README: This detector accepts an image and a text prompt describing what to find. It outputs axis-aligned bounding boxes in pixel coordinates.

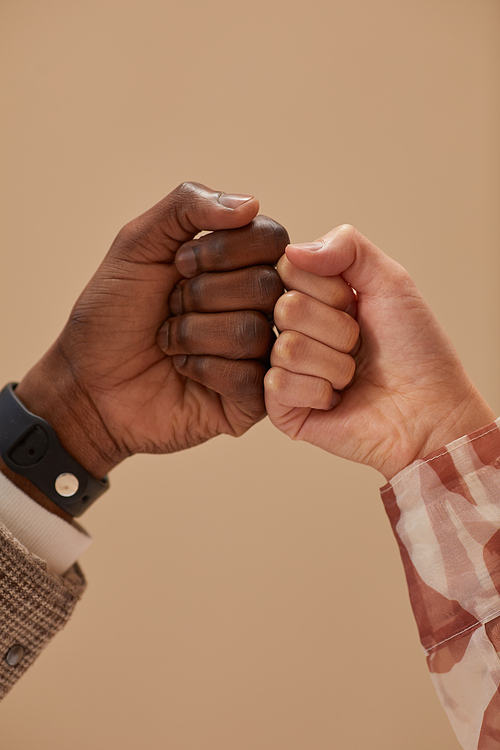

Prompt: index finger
[277,254,355,310]
[175,215,289,277]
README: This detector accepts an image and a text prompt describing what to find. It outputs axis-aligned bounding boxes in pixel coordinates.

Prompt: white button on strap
[55,473,79,497]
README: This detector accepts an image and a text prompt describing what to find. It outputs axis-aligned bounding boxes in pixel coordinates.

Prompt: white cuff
[0,471,92,576]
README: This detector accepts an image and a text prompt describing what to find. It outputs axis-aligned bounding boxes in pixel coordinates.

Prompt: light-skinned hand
[265,224,495,480]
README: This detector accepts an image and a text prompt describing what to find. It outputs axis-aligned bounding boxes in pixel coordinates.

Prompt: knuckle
[255,266,284,307]
[195,234,225,270]
[333,224,359,256]
[274,290,304,329]
[169,182,206,231]
[253,215,290,250]
[233,311,270,354]
[336,223,357,241]
[264,366,284,393]
[276,253,291,278]
[173,181,199,201]
[234,362,265,396]
[276,254,298,290]
[274,330,303,364]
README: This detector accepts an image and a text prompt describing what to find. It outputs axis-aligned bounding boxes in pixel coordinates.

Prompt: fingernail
[157,322,169,351]
[287,241,323,251]
[175,246,197,277]
[218,193,253,209]
[345,301,358,318]
[169,286,182,315]
[330,392,341,409]
[173,354,187,368]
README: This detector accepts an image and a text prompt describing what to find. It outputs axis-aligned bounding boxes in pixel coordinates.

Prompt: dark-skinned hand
[15,182,287,488]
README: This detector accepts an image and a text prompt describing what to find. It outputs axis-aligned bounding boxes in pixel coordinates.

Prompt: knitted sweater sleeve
[0,521,86,699]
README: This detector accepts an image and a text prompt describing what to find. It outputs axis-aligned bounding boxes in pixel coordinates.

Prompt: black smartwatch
[0,383,109,516]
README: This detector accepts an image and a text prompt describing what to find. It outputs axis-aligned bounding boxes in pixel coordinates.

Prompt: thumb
[161,181,260,235]
[112,181,260,264]
[285,224,408,296]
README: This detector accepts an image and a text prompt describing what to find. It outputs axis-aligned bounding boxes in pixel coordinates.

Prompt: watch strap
[0,383,109,516]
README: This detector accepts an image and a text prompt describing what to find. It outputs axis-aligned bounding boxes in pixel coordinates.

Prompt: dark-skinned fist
[15,182,288,481]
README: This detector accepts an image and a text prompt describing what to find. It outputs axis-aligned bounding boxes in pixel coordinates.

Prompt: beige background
[1,1,499,748]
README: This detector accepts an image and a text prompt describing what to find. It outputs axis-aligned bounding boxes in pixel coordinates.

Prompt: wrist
[15,342,121,481]
[0,373,111,517]
[415,391,496,464]
[387,386,496,481]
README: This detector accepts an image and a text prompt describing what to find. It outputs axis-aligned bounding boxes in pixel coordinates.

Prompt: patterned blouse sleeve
[380,418,500,749]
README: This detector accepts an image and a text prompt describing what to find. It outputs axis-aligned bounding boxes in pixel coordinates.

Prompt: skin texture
[265,224,496,481]
[13,183,288,498]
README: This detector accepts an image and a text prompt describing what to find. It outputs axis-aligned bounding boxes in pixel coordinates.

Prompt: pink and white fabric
[381,418,500,749]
